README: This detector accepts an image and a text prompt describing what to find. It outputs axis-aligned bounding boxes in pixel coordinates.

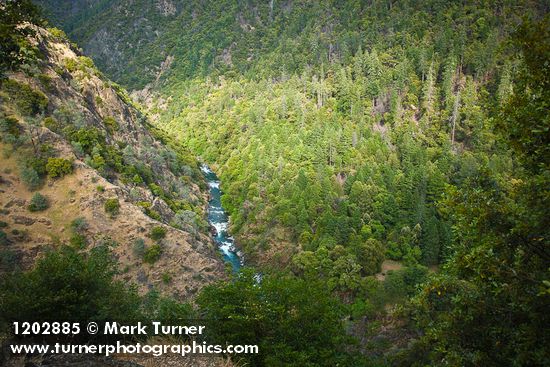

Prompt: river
[200,164,242,272]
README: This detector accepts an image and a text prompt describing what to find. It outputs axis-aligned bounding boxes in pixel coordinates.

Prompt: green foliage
[143,244,161,263]
[0,246,142,331]
[0,0,42,74]
[46,157,73,178]
[146,209,161,221]
[0,244,201,344]
[17,149,54,191]
[65,127,104,153]
[149,226,166,241]
[69,233,87,249]
[155,51,459,271]
[103,116,119,132]
[411,17,550,366]
[0,249,18,271]
[137,201,161,220]
[292,245,380,296]
[143,290,195,326]
[43,116,61,132]
[0,230,8,246]
[499,16,550,173]
[353,238,385,275]
[384,265,428,302]
[197,269,358,366]
[148,183,162,197]
[132,238,146,258]
[37,73,52,90]
[70,217,88,233]
[2,80,48,116]
[171,210,197,232]
[104,198,120,216]
[64,56,98,77]
[28,192,49,212]
[47,27,68,41]
[22,155,48,176]
[20,166,42,190]
[0,115,21,140]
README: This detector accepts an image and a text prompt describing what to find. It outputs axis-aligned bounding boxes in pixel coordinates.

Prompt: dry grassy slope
[0,27,225,299]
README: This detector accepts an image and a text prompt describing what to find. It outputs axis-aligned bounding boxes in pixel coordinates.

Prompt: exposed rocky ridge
[0,26,225,298]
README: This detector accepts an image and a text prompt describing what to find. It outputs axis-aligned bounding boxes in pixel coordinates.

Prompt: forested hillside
[13,0,550,365]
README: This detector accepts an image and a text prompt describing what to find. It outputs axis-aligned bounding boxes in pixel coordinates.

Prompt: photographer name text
[104,322,205,336]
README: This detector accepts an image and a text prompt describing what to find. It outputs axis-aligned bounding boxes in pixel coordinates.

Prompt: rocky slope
[0,25,225,298]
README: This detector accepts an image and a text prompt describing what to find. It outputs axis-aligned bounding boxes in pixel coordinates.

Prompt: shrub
[79,56,95,69]
[146,209,161,220]
[137,202,161,220]
[66,127,104,153]
[53,66,64,75]
[171,210,197,231]
[64,56,96,77]
[0,115,20,138]
[43,116,61,133]
[89,149,106,172]
[3,80,48,116]
[149,226,166,241]
[103,116,119,132]
[23,156,48,176]
[37,73,52,90]
[0,231,8,246]
[162,273,172,284]
[0,221,7,228]
[71,141,85,157]
[0,246,143,328]
[96,185,105,192]
[39,144,55,157]
[97,237,118,248]
[149,183,164,197]
[69,234,87,249]
[46,158,73,178]
[28,192,49,212]
[131,174,143,185]
[143,244,162,264]
[0,249,17,271]
[132,238,146,258]
[47,27,68,41]
[70,217,88,233]
[64,58,78,73]
[104,198,120,216]
[137,201,152,210]
[20,166,42,190]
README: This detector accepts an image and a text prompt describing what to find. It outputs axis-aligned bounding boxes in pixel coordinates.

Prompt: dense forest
[1,0,549,366]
